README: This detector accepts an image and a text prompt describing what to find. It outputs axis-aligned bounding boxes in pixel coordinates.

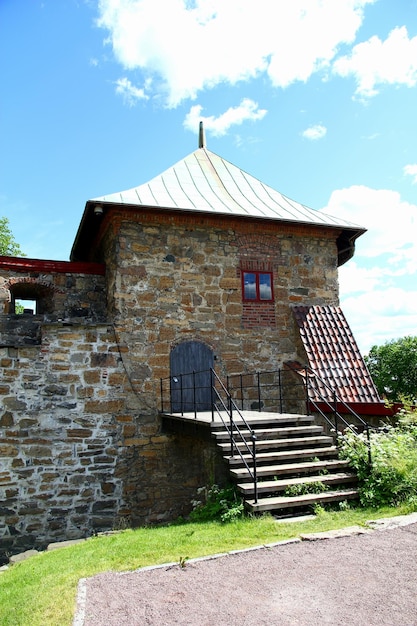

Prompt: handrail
[160,367,258,503]
[285,362,372,468]
[160,362,373,494]
[210,370,258,503]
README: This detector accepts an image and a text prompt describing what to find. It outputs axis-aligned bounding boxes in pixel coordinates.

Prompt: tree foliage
[0,216,26,256]
[365,336,417,401]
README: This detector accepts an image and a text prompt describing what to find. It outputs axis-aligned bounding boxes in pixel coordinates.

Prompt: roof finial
[198,120,206,149]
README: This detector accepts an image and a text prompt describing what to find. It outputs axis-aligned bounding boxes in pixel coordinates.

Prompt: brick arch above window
[235,233,278,254]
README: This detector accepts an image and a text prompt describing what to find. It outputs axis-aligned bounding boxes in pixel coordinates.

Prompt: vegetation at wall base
[340,402,417,508]
[189,484,245,522]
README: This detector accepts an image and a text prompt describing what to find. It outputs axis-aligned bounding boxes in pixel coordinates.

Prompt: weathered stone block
[66,428,93,439]
[0,445,18,457]
[85,400,124,414]
[90,352,117,368]
[83,370,100,384]
[3,397,27,411]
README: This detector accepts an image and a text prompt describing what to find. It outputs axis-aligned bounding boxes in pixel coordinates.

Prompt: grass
[1,502,416,626]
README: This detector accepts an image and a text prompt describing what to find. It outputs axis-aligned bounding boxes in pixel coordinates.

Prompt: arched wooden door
[170,341,214,413]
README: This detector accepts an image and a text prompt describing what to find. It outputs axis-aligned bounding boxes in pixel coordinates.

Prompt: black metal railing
[160,368,258,502]
[210,369,258,503]
[226,368,306,415]
[285,362,372,468]
[160,362,372,476]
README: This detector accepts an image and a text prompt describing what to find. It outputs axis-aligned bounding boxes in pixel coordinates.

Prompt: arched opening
[8,282,54,315]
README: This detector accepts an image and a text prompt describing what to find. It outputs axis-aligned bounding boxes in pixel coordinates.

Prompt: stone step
[212,425,324,441]
[246,489,359,513]
[218,435,333,453]
[230,458,351,481]
[237,472,357,496]
[226,446,338,467]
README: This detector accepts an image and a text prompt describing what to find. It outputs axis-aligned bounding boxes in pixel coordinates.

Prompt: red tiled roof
[292,305,381,404]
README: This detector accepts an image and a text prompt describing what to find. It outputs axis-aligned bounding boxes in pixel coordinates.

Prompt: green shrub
[189,484,244,522]
[283,481,328,498]
[340,406,417,507]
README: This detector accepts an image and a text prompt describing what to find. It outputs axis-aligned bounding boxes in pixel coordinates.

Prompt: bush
[189,484,244,522]
[283,481,328,498]
[340,406,417,508]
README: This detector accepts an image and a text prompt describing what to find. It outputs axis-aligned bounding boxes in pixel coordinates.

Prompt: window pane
[259,273,272,300]
[243,272,257,299]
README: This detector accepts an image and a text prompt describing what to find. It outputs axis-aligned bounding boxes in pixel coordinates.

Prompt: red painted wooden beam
[0,256,105,275]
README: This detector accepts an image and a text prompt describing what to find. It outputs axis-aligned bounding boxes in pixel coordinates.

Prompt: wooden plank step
[212,425,324,441]
[227,446,338,467]
[237,472,357,495]
[246,489,359,513]
[230,459,351,480]
[218,436,333,453]
[210,413,315,430]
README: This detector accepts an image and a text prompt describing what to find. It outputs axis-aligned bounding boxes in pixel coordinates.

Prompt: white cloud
[114,77,149,105]
[321,185,417,352]
[302,124,327,140]
[183,99,267,137]
[337,261,385,297]
[97,0,373,107]
[322,185,417,260]
[404,164,417,184]
[333,26,417,99]
[341,288,417,353]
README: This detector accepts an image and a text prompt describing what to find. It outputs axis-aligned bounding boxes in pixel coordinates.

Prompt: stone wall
[0,211,343,560]
[0,261,107,346]
[0,321,225,561]
[102,210,339,388]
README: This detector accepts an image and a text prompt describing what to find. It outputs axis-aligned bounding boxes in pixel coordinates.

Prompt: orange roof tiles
[293,305,381,404]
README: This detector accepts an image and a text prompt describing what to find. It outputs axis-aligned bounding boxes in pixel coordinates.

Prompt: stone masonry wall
[0,211,343,560]
[102,210,339,391]
[0,321,224,561]
[0,264,107,347]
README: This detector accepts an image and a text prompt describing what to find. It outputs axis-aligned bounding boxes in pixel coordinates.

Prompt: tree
[0,216,26,256]
[365,336,417,402]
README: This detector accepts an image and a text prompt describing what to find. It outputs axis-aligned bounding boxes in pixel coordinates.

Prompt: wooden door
[170,341,214,412]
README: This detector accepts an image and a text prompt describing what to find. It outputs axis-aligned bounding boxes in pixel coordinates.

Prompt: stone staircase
[211,412,358,516]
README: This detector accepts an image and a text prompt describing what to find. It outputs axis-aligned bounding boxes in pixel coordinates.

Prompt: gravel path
[74,516,417,626]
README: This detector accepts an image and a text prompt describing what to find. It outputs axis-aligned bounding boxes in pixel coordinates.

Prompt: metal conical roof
[91,147,363,231]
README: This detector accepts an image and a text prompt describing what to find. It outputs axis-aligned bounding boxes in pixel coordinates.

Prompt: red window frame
[242,271,274,302]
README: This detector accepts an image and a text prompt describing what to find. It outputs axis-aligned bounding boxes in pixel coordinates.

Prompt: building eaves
[71,147,366,262]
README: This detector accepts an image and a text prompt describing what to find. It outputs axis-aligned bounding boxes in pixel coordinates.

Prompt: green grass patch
[1,503,416,626]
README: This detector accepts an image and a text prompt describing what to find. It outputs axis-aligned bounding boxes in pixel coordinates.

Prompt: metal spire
[198,121,206,148]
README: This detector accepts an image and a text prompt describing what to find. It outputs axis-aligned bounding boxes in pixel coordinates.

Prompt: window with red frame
[242,271,274,302]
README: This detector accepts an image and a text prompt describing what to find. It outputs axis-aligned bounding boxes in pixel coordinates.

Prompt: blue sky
[1,0,416,354]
